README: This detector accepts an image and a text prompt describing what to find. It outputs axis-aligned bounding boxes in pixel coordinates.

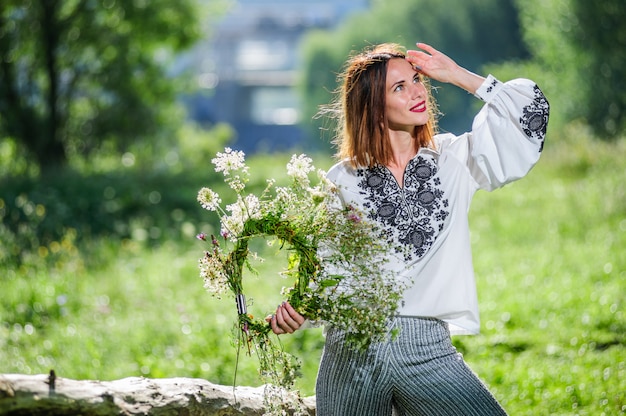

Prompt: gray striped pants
[315,317,508,415]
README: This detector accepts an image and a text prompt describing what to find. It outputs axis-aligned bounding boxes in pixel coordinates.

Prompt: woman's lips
[410,101,427,113]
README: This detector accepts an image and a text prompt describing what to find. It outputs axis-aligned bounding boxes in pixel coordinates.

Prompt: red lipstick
[410,101,427,113]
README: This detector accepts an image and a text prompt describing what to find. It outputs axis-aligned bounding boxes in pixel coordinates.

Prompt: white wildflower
[199,253,229,296]
[212,147,248,176]
[308,187,327,204]
[220,194,264,240]
[220,216,242,241]
[226,175,246,192]
[317,170,334,189]
[221,210,244,240]
[286,154,314,183]
[243,194,262,220]
[197,187,222,211]
[275,186,293,205]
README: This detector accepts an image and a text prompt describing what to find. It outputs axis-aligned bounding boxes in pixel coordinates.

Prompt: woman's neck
[386,130,418,187]
[387,130,417,170]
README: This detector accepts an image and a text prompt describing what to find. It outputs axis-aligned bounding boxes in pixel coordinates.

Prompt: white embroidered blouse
[325,75,549,335]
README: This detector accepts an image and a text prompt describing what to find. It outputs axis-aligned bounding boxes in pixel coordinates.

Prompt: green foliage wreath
[197,149,407,413]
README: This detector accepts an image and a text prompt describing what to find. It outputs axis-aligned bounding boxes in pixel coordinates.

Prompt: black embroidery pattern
[520,85,549,152]
[357,155,449,261]
[486,78,498,93]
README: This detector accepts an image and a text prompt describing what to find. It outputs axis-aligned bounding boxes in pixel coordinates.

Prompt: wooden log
[0,372,316,415]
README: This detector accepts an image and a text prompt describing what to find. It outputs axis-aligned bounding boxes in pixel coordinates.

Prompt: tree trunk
[38,0,68,173]
[0,373,316,415]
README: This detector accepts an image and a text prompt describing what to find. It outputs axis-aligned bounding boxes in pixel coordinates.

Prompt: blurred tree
[297,30,349,148]
[489,0,625,139]
[0,0,204,175]
[487,0,586,133]
[298,0,529,148]
[570,0,625,138]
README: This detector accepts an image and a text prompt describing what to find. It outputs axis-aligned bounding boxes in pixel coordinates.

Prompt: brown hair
[323,43,438,168]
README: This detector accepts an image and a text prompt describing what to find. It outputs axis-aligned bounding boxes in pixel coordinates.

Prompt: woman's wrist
[450,67,485,95]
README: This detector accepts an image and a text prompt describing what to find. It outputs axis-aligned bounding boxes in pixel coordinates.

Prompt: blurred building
[183,0,369,154]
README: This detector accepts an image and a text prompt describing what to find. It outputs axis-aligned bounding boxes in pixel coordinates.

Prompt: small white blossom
[308,188,327,204]
[286,154,314,183]
[317,170,334,189]
[226,175,246,192]
[243,194,262,220]
[221,212,244,240]
[197,187,222,211]
[199,253,229,296]
[212,147,248,176]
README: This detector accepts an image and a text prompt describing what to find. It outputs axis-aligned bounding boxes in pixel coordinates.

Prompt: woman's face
[384,58,429,133]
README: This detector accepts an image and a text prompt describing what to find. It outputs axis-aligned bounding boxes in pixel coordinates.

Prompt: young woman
[268,42,549,415]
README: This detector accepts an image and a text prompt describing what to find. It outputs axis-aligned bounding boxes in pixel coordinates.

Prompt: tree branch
[0,373,316,415]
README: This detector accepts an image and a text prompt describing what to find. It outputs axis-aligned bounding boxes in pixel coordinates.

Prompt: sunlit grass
[1,128,624,413]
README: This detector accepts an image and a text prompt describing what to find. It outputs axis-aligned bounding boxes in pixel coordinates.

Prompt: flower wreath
[197,148,407,413]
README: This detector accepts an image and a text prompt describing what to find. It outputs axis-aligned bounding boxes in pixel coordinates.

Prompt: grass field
[1,127,624,415]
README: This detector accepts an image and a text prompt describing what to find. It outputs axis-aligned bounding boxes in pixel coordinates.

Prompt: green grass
[0,236,325,391]
[1,128,624,415]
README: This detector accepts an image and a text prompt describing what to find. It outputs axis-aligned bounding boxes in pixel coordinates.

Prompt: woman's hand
[406,43,484,94]
[267,302,306,334]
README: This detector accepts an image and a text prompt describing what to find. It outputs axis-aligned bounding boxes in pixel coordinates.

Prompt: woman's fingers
[267,302,305,334]
[406,43,460,84]
[282,302,306,326]
[266,313,282,334]
[415,42,437,55]
[276,302,304,333]
[406,43,436,68]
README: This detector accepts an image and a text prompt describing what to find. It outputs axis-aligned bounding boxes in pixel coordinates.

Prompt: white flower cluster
[286,154,314,184]
[199,249,229,296]
[213,147,249,193]
[197,188,221,212]
[212,147,247,175]
[262,384,306,416]
[199,151,333,243]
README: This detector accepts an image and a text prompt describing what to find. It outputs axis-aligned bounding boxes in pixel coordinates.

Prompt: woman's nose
[411,84,423,99]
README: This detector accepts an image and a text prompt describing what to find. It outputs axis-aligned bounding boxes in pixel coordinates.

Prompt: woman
[268,42,549,415]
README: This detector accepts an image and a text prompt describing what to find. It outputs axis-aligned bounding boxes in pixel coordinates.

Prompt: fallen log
[0,371,316,415]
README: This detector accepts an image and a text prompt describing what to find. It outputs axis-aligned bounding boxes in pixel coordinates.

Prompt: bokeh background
[1,1,624,414]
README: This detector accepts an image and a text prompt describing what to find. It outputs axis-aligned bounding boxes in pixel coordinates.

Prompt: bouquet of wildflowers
[197,148,407,414]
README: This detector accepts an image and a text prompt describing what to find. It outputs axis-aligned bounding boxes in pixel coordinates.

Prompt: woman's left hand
[406,43,484,94]
[406,43,460,83]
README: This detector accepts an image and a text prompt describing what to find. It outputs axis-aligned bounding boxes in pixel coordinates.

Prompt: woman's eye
[394,85,403,92]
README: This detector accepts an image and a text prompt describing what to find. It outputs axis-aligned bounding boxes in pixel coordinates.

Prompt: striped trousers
[315,317,507,416]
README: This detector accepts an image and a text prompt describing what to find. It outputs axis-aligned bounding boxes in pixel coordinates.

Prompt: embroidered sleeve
[467,76,550,191]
